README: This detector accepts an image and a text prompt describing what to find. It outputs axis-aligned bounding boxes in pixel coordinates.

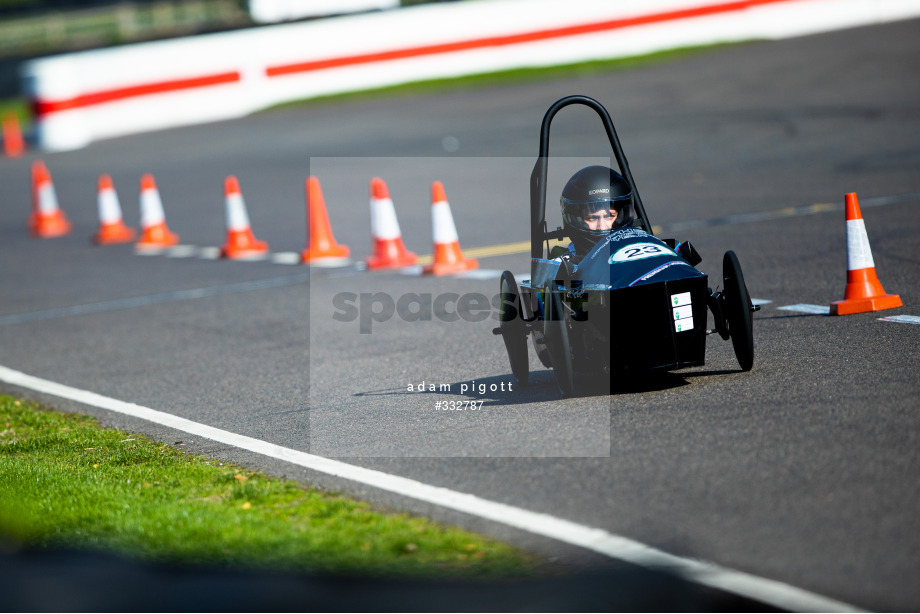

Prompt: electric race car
[493,95,758,397]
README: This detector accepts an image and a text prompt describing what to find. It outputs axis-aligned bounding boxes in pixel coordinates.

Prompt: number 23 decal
[609,242,669,263]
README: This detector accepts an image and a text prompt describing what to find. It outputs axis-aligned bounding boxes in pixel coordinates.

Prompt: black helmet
[561,166,634,252]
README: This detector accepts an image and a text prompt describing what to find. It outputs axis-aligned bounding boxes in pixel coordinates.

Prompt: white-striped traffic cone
[422,181,478,275]
[136,173,179,250]
[301,176,350,264]
[829,192,901,315]
[93,174,135,244]
[365,177,417,270]
[28,160,71,238]
[220,175,268,259]
[3,111,24,158]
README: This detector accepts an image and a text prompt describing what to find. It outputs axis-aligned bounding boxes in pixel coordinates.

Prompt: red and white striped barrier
[23,0,920,151]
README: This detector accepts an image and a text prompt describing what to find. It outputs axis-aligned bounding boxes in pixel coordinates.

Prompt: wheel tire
[544,285,575,397]
[722,251,754,371]
[499,271,529,385]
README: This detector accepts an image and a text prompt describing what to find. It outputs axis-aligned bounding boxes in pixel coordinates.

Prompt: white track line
[0,364,861,613]
[271,252,305,265]
[165,245,200,258]
[879,315,920,325]
[779,305,918,322]
[778,304,831,315]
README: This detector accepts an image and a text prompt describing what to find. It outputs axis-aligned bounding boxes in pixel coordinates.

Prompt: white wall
[248,0,400,23]
[23,0,920,151]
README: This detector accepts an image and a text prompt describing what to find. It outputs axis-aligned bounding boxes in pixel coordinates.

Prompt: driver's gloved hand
[549,245,569,259]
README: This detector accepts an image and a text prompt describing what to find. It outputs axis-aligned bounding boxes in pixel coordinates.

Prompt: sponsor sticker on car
[671,292,693,332]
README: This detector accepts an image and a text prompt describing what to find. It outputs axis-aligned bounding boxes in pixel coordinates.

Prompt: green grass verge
[0,395,535,577]
[262,41,751,111]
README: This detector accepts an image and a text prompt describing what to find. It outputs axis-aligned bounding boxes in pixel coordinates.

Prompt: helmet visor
[562,195,632,234]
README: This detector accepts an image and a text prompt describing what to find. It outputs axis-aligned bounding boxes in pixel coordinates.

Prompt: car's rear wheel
[499,271,529,385]
[544,285,575,397]
[722,251,754,371]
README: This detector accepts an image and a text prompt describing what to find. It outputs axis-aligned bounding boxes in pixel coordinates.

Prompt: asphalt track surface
[2,18,919,612]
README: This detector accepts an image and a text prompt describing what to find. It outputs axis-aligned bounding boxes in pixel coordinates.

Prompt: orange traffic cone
[136,173,179,250]
[2,111,24,157]
[422,181,478,276]
[365,177,417,270]
[301,176,350,264]
[93,174,136,244]
[28,160,71,238]
[829,193,902,316]
[220,175,268,259]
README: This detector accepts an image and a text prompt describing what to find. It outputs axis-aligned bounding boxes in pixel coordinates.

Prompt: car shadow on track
[445,370,697,403]
[681,368,743,379]
[568,368,746,398]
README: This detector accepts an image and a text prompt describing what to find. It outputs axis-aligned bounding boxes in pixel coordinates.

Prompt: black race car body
[494,95,756,396]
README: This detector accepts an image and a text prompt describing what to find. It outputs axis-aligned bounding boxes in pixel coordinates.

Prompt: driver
[558,165,635,259]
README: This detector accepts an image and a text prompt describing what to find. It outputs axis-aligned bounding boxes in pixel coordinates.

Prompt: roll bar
[529,95,652,260]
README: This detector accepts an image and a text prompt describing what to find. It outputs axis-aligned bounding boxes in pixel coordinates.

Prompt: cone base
[222,242,269,260]
[301,244,350,263]
[830,294,902,316]
[423,258,479,276]
[365,239,418,270]
[364,254,418,271]
[3,113,24,157]
[4,142,24,158]
[136,225,179,251]
[29,214,71,238]
[302,255,351,267]
[221,229,268,259]
[366,254,418,270]
[94,223,136,245]
[222,247,270,260]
